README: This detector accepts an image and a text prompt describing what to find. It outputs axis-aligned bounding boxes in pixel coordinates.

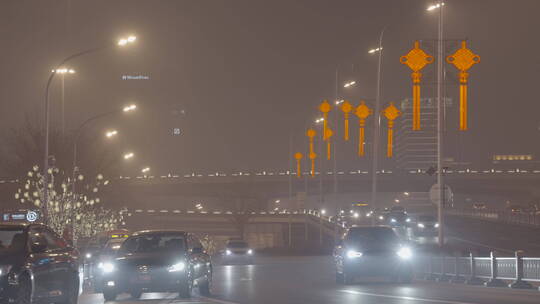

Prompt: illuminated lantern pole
[400,41,434,130]
[294,152,303,178]
[318,100,332,140]
[340,100,353,141]
[446,41,480,131]
[382,102,402,158]
[309,152,317,177]
[306,128,316,155]
[324,128,333,160]
[354,101,372,157]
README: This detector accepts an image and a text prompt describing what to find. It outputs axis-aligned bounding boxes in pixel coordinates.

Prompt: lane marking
[339,290,478,304]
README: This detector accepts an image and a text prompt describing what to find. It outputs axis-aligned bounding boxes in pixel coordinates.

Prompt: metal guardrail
[417,251,540,289]
[448,208,540,227]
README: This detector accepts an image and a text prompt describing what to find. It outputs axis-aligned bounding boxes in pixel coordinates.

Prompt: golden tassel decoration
[447,41,480,131]
[324,128,333,160]
[319,100,331,140]
[354,101,372,157]
[309,152,316,177]
[294,152,303,178]
[340,100,353,141]
[306,129,316,155]
[400,41,433,131]
[382,102,402,158]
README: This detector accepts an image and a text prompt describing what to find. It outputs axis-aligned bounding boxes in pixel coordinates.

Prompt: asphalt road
[79,256,539,304]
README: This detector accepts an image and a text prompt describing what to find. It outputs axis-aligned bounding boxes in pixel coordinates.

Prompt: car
[334,226,413,284]
[222,239,254,264]
[386,211,410,227]
[0,222,81,304]
[100,230,212,301]
[413,215,439,236]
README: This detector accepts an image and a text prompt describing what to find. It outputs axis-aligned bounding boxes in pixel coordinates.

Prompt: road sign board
[429,183,453,205]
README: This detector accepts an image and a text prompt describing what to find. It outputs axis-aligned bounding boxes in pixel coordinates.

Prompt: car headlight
[85,253,92,259]
[346,250,363,259]
[417,223,425,228]
[397,247,412,259]
[0,265,12,277]
[102,262,115,273]
[168,262,186,272]
[390,218,396,223]
[378,216,384,220]
[226,249,232,255]
[247,249,253,255]
[406,218,411,222]
[434,223,440,228]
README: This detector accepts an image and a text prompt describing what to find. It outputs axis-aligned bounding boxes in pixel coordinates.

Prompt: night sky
[0,0,539,176]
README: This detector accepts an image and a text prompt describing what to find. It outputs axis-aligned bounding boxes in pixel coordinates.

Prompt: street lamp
[51,67,76,137]
[343,81,356,88]
[368,47,383,54]
[123,152,134,160]
[141,167,150,174]
[123,104,137,112]
[105,130,118,138]
[72,104,137,193]
[427,2,444,11]
[43,34,138,221]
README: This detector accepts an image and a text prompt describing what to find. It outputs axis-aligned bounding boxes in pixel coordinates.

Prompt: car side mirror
[31,241,47,253]
[191,246,204,254]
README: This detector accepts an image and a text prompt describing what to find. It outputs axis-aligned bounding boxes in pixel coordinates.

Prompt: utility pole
[437,0,445,247]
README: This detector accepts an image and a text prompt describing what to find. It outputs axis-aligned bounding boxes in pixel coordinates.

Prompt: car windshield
[346,227,399,247]
[0,228,25,253]
[227,241,248,248]
[101,241,124,255]
[418,215,436,222]
[120,234,186,254]
[389,212,407,220]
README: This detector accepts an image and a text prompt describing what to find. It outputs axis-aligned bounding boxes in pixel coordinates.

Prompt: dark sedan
[0,223,81,304]
[334,226,413,284]
[100,230,212,301]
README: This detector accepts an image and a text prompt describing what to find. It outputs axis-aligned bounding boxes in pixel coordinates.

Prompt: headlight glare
[406,218,411,222]
[434,223,440,228]
[346,250,363,259]
[102,262,115,273]
[247,249,253,255]
[85,253,92,259]
[417,223,425,228]
[397,247,412,259]
[168,262,186,272]
[390,218,396,223]
[226,249,232,255]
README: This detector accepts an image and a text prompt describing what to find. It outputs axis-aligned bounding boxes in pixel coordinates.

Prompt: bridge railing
[447,208,540,227]
[417,251,540,289]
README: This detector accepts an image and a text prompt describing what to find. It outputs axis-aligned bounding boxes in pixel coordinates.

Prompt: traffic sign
[429,184,453,206]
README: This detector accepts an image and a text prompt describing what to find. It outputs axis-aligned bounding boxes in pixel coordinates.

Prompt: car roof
[131,230,187,237]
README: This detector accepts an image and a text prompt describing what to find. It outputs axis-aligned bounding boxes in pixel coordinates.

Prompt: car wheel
[15,275,32,304]
[103,290,117,302]
[130,289,143,299]
[198,270,212,296]
[59,273,79,304]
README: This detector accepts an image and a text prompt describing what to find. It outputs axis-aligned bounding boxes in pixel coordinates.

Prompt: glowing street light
[404,192,410,196]
[141,167,150,174]
[118,35,137,46]
[321,209,326,215]
[123,104,137,112]
[368,47,383,54]
[335,99,344,105]
[105,130,118,138]
[52,67,76,74]
[123,152,134,160]
[315,117,324,124]
[343,81,356,88]
[395,199,400,203]
[427,2,444,11]
[353,212,359,218]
